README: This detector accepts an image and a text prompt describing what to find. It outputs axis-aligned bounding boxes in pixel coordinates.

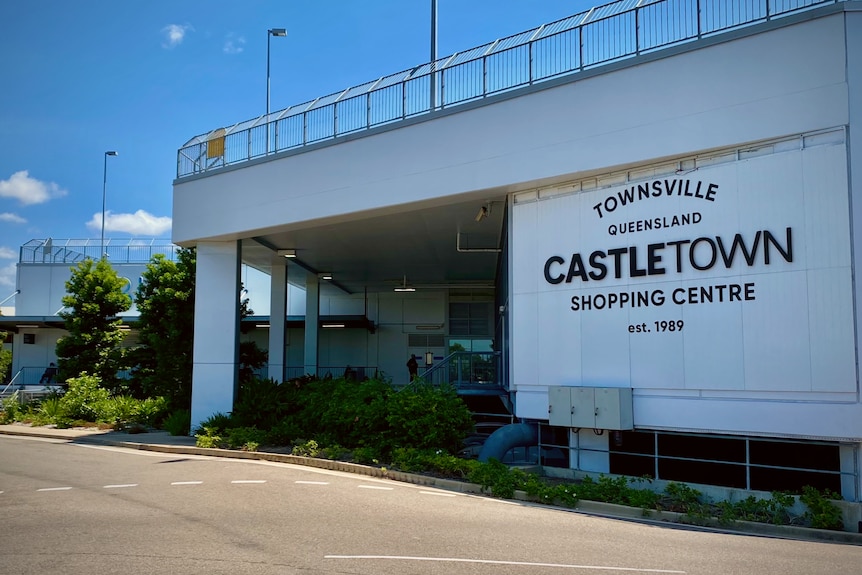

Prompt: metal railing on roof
[176,0,845,178]
[19,239,178,265]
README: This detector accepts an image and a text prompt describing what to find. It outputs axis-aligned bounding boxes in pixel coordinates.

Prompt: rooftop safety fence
[177,0,846,178]
[19,239,178,265]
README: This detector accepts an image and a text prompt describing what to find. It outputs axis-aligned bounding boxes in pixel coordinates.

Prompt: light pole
[266,28,287,119]
[101,150,118,259]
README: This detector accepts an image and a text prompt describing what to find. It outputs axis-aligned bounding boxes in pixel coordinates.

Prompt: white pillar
[190,241,241,433]
[268,262,287,382]
[304,273,319,376]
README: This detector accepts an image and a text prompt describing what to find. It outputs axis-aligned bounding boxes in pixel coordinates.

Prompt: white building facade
[172,1,862,510]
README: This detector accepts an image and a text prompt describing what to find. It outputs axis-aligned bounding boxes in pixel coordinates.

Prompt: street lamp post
[266,28,287,119]
[101,150,118,259]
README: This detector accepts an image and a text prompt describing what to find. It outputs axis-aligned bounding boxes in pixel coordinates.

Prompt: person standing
[406,354,419,381]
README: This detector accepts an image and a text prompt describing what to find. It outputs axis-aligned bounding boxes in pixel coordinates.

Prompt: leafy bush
[59,374,110,422]
[391,447,478,477]
[136,396,169,427]
[351,446,381,464]
[715,492,795,526]
[0,392,20,424]
[195,412,234,435]
[195,426,223,448]
[223,426,268,451]
[291,439,320,457]
[162,409,191,436]
[386,382,473,454]
[290,378,392,450]
[800,486,844,530]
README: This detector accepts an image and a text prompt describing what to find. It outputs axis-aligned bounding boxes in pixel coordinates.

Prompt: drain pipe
[478,422,538,462]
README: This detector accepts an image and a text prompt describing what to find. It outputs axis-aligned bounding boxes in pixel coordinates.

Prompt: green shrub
[232,377,293,430]
[36,397,64,425]
[800,486,844,530]
[467,458,525,498]
[162,409,191,436]
[98,395,139,426]
[291,439,320,457]
[0,392,20,424]
[320,444,350,460]
[294,378,392,450]
[661,482,710,520]
[59,374,110,422]
[265,419,302,446]
[136,396,169,426]
[351,446,381,464]
[195,412,233,434]
[195,426,224,448]
[386,382,473,453]
[716,492,795,526]
[223,426,268,451]
[390,447,479,477]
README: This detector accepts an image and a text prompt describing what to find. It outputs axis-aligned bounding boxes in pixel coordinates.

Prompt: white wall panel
[807,267,857,393]
[511,292,539,387]
[512,140,857,438]
[740,270,811,391]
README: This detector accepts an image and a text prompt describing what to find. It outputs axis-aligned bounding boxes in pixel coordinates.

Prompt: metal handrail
[411,350,501,392]
[0,369,22,397]
[176,0,846,178]
[19,239,178,265]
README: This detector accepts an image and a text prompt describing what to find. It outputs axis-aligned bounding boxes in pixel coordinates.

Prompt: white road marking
[357,485,394,490]
[419,490,456,497]
[37,487,73,492]
[231,480,266,484]
[481,497,520,505]
[103,484,138,489]
[295,480,329,485]
[171,481,203,485]
[323,555,686,573]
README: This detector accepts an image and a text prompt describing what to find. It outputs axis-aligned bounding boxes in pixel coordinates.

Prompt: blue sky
[0,0,596,293]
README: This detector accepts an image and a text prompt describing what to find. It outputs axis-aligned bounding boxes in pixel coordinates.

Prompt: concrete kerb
[2,425,861,545]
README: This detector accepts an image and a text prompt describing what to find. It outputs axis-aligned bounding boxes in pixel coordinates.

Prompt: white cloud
[162,24,193,49]
[0,212,26,224]
[0,247,15,259]
[223,33,246,54]
[0,171,67,205]
[87,210,172,236]
[0,262,15,289]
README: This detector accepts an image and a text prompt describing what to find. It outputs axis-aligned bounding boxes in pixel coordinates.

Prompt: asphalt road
[1,435,860,575]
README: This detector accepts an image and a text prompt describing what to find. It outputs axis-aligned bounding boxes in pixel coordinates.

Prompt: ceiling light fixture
[322,323,345,328]
[277,249,297,258]
[319,273,333,281]
[394,275,416,292]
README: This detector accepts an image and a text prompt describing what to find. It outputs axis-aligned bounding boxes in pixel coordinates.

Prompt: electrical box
[548,386,633,430]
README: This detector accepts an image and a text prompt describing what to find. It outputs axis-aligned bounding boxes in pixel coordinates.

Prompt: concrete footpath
[2,423,861,546]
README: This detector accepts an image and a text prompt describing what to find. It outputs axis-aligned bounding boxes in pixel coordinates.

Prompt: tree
[239,284,268,384]
[55,258,131,390]
[132,248,196,409]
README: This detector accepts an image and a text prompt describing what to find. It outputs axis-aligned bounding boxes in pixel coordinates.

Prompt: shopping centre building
[8,0,862,511]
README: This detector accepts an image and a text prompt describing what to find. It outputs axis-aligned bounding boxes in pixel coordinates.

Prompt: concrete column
[190,241,240,432]
[303,273,319,376]
[268,262,287,382]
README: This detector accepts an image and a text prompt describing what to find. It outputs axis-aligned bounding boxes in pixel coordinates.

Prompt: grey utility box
[548,386,634,430]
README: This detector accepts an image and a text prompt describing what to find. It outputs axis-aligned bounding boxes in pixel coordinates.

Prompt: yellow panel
[207,128,226,158]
